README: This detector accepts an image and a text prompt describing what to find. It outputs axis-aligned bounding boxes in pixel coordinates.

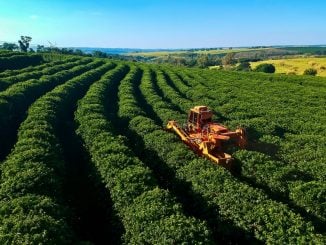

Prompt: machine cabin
[167,105,247,168]
[188,106,213,132]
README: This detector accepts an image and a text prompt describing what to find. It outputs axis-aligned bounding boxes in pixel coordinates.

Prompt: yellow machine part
[167,121,233,169]
[166,121,188,142]
[199,141,232,168]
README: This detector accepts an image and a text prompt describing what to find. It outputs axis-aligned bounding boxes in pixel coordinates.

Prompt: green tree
[1,42,19,51]
[197,55,210,68]
[18,36,32,52]
[74,49,84,56]
[36,45,45,52]
[303,68,317,76]
[93,50,108,58]
[222,52,236,66]
[254,63,275,73]
[236,61,251,71]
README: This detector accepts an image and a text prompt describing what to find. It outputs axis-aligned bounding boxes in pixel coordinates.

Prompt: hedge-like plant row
[153,66,326,227]
[170,67,326,225]
[164,67,216,106]
[0,57,79,79]
[0,51,25,58]
[0,59,105,160]
[136,68,184,123]
[0,54,44,72]
[75,64,213,244]
[155,69,193,112]
[155,67,216,116]
[199,69,326,134]
[161,68,193,96]
[234,150,326,224]
[0,61,115,243]
[0,57,92,91]
[154,67,222,122]
[122,66,325,243]
[0,55,324,243]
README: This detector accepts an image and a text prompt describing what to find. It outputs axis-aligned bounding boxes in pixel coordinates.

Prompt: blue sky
[0,0,325,48]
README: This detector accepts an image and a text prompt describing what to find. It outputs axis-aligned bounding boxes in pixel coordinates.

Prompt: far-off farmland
[251,57,326,76]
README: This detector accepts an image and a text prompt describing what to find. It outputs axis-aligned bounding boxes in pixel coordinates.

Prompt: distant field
[128,47,270,57]
[251,57,326,76]
[278,46,326,54]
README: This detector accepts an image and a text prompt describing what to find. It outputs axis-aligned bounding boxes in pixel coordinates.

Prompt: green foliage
[303,68,317,76]
[222,52,236,66]
[123,188,211,244]
[197,55,210,68]
[254,63,276,73]
[0,59,104,160]
[290,182,326,219]
[0,195,72,244]
[0,54,43,72]
[236,61,251,71]
[75,64,213,243]
[0,57,78,79]
[0,42,19,51]
[280,46,326,55]
[0,60,114,243]
[0,54,325,243]
[92,50,108,58]
[18,36,32,52]
[121,64,325,243]
[0,57,87,91]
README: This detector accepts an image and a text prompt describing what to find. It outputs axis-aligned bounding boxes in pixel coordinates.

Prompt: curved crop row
[136,68,184,122]
[161,68,192,95]
[200,69,326,135]
[129,66,325,243]
[0,51,25,58]
[75,64,213,244]
[151,67,219,116]
[181,68,326,225]
[180,69,226,106]
[0,62,114,244]
[0,54,43,72]
[234,149,326,225]
[0,57,92,91]
[0,59,105,160]
[158,68,190,99]
[118,66,229,242]
[0,57,79,79]
[155,68,193,111]
[161,67,213,105]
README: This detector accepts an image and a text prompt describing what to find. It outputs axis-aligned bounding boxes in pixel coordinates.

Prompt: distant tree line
[0,42,19,51]
[1,37,323,74]
[135,51,266,68]
[1,36,34,52]
[0,36,138,61]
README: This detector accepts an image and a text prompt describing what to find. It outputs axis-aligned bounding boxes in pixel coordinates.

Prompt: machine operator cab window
[188,106,213,132]
[188,111,200,132]
[201,117,212,125]
[188,111,197,129]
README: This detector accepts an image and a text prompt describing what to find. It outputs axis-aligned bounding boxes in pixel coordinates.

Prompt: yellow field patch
[251,57,326,77]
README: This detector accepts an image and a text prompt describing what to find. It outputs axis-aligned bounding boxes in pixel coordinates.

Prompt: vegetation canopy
[303,68,318,76]
[254,63,276,73]
[0,52,324,244]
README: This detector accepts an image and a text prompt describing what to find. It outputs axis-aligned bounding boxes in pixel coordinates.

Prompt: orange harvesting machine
[167,106,247,169]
